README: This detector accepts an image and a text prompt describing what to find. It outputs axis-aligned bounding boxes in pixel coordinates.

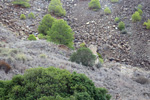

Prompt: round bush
[28,12,35,19]
[118,21,125,31]
[0,67,111,100]
[28,34,37,40]
[48,19,74,49]
[48,0,66,17]
[70,47,96,67]
[88,0,101,11]
[104,7,111,14]
[38,14,55,35]
[143,19,150,29]
[114,17,120,23]
[20,14,26,20]
[132,11,141,22]
[137,9,143,15]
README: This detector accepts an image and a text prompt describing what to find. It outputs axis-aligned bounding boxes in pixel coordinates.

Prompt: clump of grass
[104,7,111,14]
[143,19,150,29]
[39,54,47,58]
[88,0,101,11]
[137,4,142,9]
[28,12,35,19]
[114,17,120,23]
[118,21,125,31]
[28,34,37,40]
[132,11,141,22]
[20,14,26,20]
[137,8,143,15]
[37,34,47,39]
[80,42,86,48]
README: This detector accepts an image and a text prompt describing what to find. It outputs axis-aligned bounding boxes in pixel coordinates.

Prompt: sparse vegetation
[0,67,111,100]
[16,54,26,62]
[39,54,47,58]
[110,0,119,3]
[80,42,86,48]
[137,8,143,15]
[28,34,37,40]
[97,53,104,64]
[118,21,125,31]
[48,0,66,16]
[137,4,142,9]
[104,7,111,14]
[143,19,150,29]
[38,14,55,35]
[70,47,96,67]
[20,14,26,20]
[48,19,74,49]
[28,12,35,19]
[132,11,141,22]
[115,17,120,23]
[12,0,30,8]
[88,0,101,11]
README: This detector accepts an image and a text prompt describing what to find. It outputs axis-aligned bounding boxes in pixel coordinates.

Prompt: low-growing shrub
[104,7,111,14]
[28,12,35,19]
[114,17,120,23]
[38,14,55,35]
[20,14,26,20]
[70,47,96,67]
[132,11,141,22]
[28,34,37,40]
[0,67,111,100]
[110,0,119,3]
[12,0,30,8]
[80,42,86,48]
[143,19,150,29]
[37,34,47,39]
[118,21,125,31]
[137,4,142,9]
[48,19,74,49]
[137,8,143,15]
[88,0,101,11]
[48,0,66,16]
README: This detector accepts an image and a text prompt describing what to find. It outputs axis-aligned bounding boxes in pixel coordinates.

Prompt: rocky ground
[0,0,150,100]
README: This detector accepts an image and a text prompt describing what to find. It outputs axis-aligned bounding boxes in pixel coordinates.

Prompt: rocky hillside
[0,0,150,100]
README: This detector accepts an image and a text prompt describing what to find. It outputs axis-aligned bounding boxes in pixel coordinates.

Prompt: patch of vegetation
[80,42,86,48]
[16,53,26,62]
[110,0,119,3]
[48,0,66,17]
[28,34,37,40]
[118,21,125,31]
[88,0,101,11]
[97,53,104,64]
[47,19,74,49]
[38,14,55,35]
[132,11,141,22]
[12,0,30,8]
[137,8,143,15]
[28,12,35,19]
[137,4,142,9]
[70,47,96,67]
[39,54,47,58]
[0,67,111,100]
[20,14,26,20]
[104,7,111,14]
[143,19,150,29]
[114,17,120,23]
[37,34,47,39]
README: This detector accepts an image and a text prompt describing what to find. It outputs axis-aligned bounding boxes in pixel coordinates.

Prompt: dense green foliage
[38,14,55,35]
[88,0,101,11]
[143,19,150,29]
[20,14,26,20]
[118,21,125,31]
[104,7,111,14]
[12,0,30,8]
[0,67,111,100]
[70,47,96,67]
[28,12,35,19]
[114,17,120,23]
[48,19,74,49]
[48,0,66,16]
[132,11,141,22]
[110,0,119,3]
[28,34,37,40]
[137,9,143,15]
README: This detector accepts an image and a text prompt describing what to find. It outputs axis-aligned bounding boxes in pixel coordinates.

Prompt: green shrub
[137,4,142,9]
[97,53,104,63]
[88,0,101,11]
[115,17,120,23]
[0,67,111,100]
[104,7,111,14]
[20,14,26,20]
[48,19,74,49]
[38,14,55,35]
[80,42,86,48]
[48,0,66,17]
[37,34,47,39]
[28,34,37,40]
[132,11,141,22]
[12,0,30,8]
[137,8,143,15]
[110,0,119,3]
[28,12,35,19]
[118,21,125,31]
[70,47,96,67]
[143,19,150,29]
